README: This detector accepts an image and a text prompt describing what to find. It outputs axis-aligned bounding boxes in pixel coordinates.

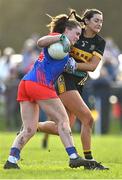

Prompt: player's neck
[83,29,96,38]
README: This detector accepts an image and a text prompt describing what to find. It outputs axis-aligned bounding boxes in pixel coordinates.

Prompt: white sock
[8,155,18,164]
[85,158,95,161]
[69,153,78,159]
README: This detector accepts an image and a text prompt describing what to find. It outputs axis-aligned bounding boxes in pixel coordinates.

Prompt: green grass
[0,132,122,179]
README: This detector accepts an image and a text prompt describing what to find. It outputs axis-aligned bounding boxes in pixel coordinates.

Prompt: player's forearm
[37,35,61,48]
[76,62,97,72]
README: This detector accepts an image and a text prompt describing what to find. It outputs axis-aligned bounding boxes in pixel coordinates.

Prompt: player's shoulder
[95,34,106,45]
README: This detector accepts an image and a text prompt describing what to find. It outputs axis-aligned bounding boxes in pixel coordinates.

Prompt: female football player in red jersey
[3,14,93,169]
[38,9,109,170]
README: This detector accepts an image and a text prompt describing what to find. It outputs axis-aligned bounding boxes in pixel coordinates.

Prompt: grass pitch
[0,132,122,179]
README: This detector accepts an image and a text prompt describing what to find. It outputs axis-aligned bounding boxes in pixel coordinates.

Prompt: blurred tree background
[0,0,122,52]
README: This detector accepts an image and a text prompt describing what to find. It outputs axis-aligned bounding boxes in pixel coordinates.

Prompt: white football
[48,42,68,60]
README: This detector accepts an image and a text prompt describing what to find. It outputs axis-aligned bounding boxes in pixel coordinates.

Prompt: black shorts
[55,72,88,95]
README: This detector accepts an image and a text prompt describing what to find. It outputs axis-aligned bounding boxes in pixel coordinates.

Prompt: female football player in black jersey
[38,8,109,170]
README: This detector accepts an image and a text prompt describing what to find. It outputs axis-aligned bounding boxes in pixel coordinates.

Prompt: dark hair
[68,8,103,25]
[46,14,81,33]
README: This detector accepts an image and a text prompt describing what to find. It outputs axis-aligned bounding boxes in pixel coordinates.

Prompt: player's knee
[23,127,36,138]
[82,113,94,128]
[88,117,94,128]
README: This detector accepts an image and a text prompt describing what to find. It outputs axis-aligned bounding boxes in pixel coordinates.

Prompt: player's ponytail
[68,9,85,28]
[68,10,84,22]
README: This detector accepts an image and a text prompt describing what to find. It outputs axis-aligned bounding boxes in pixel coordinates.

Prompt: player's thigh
[20,101,39,129]
[37,98,69,123]
[59,90,91,120]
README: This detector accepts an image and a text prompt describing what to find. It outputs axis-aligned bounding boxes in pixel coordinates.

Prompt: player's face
[65,26,81,45]
[86,14,103,33]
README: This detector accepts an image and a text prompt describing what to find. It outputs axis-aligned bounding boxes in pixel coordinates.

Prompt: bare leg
[3,101,39,169]
[37,90,92,150]
[4,98,95,169]
[12,101,39,149]
[38,121,58,135]
[39,112,76,149]
[37,98,74,148]
[38,109,76,134]
[59,90,93,151]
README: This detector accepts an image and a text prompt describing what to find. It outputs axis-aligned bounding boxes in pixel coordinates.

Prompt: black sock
[84,150,93,160]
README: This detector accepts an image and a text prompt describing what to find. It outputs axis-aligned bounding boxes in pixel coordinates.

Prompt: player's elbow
[37,38,45,48]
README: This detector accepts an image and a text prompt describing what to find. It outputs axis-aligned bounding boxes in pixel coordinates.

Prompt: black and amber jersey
[55,31,106,95]
[70,30,106,77]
